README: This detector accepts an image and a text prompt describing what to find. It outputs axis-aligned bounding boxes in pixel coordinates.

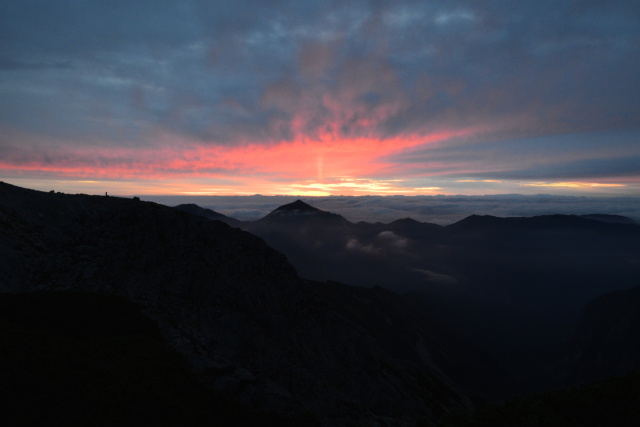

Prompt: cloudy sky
[1,0,639,196]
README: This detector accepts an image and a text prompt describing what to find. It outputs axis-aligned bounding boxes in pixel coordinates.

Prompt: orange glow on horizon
[521,181,626,189]
[4,126,635,196]
[0,127,476,195]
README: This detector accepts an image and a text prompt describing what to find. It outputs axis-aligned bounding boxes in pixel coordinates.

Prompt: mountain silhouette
[257,199,350,227]
[0,181,474,426]
[269,199,319,213]
[174,203,242,226]
[580,213,636,224]
[182,198,640,399]
[11,184,635,416]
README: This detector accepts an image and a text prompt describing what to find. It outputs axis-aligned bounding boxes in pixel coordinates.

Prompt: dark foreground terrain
[182,199,640,395]
[1,182,471,426]
[0,291,308,426]
[2,181,640,426]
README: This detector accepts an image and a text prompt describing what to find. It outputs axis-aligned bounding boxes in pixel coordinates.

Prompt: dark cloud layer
[1,1,639,193]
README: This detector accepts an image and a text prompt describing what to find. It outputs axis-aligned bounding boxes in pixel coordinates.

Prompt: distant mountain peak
[274,199,320,213]
[258,199,350,226]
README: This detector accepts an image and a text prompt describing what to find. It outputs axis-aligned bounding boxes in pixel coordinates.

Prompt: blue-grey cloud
[481,155,640,181]
[386,128,640,180]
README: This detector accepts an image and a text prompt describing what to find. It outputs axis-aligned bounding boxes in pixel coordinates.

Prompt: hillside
[188,198,640,398]
[0,181,471,426]
[0,291,305,426]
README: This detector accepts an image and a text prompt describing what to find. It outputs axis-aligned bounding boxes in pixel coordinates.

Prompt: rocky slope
[0,182,471,426]
[0,291,307,426]
[192,199,640,399]
[557,285,640,386]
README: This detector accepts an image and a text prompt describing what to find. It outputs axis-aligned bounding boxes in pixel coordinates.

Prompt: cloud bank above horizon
[1,1,639,196]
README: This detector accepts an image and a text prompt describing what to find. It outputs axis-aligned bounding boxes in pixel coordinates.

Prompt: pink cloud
[0,44,490,194]
[1,124,473,190]
[261,44,419,143]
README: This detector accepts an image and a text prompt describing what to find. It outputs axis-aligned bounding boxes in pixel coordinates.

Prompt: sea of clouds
[144,194,640,225]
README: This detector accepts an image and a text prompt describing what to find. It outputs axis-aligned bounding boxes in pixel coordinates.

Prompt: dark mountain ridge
[581,213,636,224]
[174,203,243,226]
[5,182,638,422]
[182,198,640,399]
[446,213,637,233]
[0,182,473,426]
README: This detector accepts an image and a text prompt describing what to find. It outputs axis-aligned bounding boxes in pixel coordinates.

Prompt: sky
[1,0,640,197]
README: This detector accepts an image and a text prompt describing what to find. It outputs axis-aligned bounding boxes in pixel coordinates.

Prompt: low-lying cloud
[376,231,409,249]
[145,194,640,225]
[413,269,459,286]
